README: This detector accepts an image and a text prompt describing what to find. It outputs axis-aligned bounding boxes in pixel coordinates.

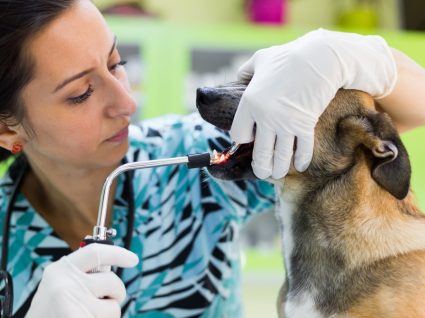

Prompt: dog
[196,82,425,317]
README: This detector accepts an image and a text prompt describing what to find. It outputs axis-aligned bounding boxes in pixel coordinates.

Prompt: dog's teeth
[210,149,230,165]
[211,150,222,164]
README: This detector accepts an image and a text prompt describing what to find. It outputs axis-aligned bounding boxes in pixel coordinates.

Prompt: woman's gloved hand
[230,28,397,179]
[26,243,139,318]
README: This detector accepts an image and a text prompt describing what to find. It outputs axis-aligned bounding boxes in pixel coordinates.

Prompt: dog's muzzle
[196,83,256,180]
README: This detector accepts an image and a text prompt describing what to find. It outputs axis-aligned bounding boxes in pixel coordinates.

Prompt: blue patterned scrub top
[0,113,275,318]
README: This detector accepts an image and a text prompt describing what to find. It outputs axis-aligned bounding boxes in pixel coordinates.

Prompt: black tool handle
[187,153,211,169]
[80,237,114,248]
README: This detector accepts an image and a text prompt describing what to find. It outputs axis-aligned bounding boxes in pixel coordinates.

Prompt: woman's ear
[0,124,23,152]
[338,113,411,200]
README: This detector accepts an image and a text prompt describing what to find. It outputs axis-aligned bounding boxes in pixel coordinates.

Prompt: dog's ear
[338,113,411,200]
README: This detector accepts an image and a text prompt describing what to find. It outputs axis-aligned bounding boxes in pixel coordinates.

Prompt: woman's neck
[21,156,119,249]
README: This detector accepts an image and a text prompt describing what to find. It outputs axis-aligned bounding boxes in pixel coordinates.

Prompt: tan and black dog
[196,82,425,317]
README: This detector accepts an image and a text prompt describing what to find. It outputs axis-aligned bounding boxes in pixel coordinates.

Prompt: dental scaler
[81,152,218,273]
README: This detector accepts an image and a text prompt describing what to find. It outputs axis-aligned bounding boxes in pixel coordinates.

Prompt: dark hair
[0,0,75,161]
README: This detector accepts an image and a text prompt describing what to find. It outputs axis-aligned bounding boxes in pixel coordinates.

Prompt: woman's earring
[11,142,23,155]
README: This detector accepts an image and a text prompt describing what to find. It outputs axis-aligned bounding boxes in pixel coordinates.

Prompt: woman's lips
[107,127,129,142]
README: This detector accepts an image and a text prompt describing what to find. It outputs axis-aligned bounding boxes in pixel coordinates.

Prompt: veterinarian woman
[0,1,424,318]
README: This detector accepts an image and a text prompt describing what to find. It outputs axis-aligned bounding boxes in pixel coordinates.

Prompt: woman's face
[19,0,136,170]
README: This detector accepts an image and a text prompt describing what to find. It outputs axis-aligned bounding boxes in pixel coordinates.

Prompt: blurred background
[93,0,425,316]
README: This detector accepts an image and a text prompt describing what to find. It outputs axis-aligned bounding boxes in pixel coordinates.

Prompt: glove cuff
[372,36,398,99]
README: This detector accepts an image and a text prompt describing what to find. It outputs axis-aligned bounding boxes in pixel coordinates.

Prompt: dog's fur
[196,83,425,317]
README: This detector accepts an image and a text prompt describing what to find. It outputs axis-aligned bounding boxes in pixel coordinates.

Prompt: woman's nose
[105,77,137,118]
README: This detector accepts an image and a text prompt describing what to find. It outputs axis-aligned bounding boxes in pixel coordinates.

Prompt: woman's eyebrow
[52,35,117,93]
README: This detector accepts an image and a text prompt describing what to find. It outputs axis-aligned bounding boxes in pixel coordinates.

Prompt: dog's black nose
[196,87,220,108]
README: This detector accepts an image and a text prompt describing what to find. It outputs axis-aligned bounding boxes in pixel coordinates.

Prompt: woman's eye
[109,60,127,73]
[67,85,94,105]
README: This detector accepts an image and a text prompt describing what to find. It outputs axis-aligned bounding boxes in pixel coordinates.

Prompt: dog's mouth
[196,81,256,180]
[208,141,255,180]
[208,142,255,180]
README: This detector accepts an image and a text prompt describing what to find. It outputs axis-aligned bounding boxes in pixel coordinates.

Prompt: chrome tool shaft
[93,153,212,241]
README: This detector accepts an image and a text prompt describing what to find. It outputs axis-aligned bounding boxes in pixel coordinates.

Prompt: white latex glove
[26,244,139,318]
[230,28,397,179]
